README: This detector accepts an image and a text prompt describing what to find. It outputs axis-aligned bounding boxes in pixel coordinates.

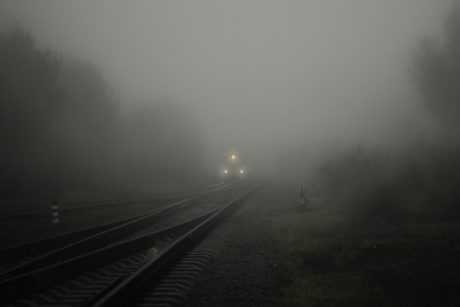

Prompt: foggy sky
[0,0,454,171]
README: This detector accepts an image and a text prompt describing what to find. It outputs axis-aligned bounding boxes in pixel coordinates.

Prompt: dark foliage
[317,144,460,223]
[0,28,65,197]
[0,27,204,201]
[413,3,460,129]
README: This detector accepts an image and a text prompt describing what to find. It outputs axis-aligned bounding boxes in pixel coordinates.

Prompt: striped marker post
[51,201,59,224]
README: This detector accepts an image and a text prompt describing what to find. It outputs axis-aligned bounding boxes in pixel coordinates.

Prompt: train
[221,151,248,181]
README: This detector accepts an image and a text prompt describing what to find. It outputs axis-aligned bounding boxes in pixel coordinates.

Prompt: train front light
[240,169,244,174]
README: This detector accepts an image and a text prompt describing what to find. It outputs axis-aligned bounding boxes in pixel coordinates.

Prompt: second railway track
[0,182,260,307]
[0,183,230,279]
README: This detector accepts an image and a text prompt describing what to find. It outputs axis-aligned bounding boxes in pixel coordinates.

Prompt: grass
[270,194,460,307]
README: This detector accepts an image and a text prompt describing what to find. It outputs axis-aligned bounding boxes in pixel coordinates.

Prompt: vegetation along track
[0,183,229,280]
[0,182,258,306]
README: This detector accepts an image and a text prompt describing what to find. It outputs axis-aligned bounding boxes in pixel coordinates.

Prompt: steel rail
[0,210,216,303]
[0,183,226,221]
[0,184,228,277]
[92,183,261,307]
[0,183,230,281]
[0,213,140,263]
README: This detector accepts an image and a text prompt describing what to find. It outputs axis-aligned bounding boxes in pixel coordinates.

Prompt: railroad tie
[137,226,236,307]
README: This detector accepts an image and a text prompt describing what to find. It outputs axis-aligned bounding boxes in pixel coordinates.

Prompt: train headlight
[231,155,236,160]
[240,169,244,174]
[224,169,228,174]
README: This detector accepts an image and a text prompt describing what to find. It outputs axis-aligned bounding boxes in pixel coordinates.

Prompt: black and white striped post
[51,201,59,224]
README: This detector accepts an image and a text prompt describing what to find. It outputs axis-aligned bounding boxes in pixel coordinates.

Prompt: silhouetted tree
[0,27,65,197]
[55,60,123,195]
[0,27,205,201]
[413,4,460,129]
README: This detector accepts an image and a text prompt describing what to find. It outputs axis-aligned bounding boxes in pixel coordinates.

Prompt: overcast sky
[0,0,454,169]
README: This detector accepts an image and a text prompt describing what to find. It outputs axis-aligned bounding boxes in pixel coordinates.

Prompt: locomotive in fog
[221,151,248,181]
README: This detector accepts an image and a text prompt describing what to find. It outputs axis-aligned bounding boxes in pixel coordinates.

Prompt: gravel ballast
[185,187,288,307]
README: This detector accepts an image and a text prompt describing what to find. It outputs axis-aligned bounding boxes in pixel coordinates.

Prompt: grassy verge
[270,197,460,306]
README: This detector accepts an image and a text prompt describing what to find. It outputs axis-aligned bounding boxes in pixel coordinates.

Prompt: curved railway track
[0,185,221,267]
[0,183,230,280]
[0,182,260,307]
[0,184,225,221]
[0,213,145,275]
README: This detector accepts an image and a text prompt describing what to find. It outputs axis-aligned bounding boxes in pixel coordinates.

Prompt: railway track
[0,214,141,274]
[0,184,224,221]
[0,183,228,278]
[0,182,260,306]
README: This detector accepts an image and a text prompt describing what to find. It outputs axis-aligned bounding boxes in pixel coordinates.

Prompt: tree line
[315,3,460,222]
[0,27,204,201]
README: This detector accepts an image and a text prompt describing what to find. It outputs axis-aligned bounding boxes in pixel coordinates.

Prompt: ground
[185,184,288,307]
[186,181,460,307]
[4,181,460,306]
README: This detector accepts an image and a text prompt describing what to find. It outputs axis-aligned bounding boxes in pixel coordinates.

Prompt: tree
[413,3,460,129]
[0,27,205,200]
[54,60,124,195]
[0,27,65,197]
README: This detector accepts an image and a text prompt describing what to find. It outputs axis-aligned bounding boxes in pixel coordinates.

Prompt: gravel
[184,188,288,307]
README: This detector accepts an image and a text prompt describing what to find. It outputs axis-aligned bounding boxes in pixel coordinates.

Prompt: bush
[316,144,460,224]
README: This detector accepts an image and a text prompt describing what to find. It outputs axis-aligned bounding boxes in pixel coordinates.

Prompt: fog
[4,3,460,305]
[0,0,457,197]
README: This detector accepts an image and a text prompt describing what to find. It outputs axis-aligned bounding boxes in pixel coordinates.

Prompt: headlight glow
[240,169,244,174]
[224,169,228,174]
